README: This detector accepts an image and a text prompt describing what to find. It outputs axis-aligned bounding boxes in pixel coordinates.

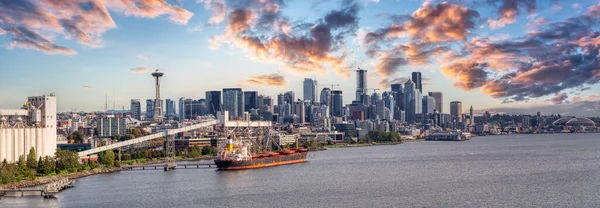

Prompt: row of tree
[366,131,402,143]
[0,148,82,184]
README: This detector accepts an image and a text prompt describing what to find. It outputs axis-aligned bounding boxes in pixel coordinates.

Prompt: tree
[201,146,218,156]
[99,149,115,168]
[17,155,34,179]
[26,147,37,170]
[0,162,18,184]
[55,149,81,172]
[188,145,201,158]
[37,156,56,175]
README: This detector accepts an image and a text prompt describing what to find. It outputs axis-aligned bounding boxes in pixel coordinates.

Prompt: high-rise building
[320,88,331,107]
[205,91,221,116]
[223,88,244,119]
[294,101,306,123]
[244,91,258,112]
[356,69,367,101]
[376,100,386,120]
[428,92,443,113]
[303,78,317,103]
[277,93,285,106]
[391,83,404,120]
[96,115,126,137]
[284,91,295,112]
[384,93,394,120]
[403,80,422,123]
[411,71,422,93]
[130,99,141,120]
[469,105,474,125]
[165,99,175,115]
[450,101,463,122]
[178,97,186,120]
[332,90,343,117]
[422,96,436,115]
[145,99,154,121]
[151,69,164,122]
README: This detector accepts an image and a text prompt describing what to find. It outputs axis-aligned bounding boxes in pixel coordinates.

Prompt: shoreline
[0,156,217,190]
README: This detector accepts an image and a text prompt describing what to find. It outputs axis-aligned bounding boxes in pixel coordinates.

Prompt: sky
[0,0,599,116]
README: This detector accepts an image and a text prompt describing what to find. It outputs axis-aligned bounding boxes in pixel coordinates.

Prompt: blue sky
[0,0,599,116]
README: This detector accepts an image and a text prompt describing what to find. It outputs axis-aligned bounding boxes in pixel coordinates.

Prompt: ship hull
[214,152,307,170]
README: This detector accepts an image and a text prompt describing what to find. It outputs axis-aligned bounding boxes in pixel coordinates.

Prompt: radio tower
[151,69,164,122]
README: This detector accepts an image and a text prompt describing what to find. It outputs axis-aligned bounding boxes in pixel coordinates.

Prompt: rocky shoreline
[0,167,122,190]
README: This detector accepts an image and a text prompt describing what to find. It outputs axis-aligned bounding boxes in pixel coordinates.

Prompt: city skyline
[1,0,600,116]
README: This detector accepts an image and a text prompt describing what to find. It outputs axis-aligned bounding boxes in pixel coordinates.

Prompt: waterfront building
[303,78,317,103]
[450,101,463,122]
[428,92,443,113]
[130,99,141,120]
[0,94,57,163]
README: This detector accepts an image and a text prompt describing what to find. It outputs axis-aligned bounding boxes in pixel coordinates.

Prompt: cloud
[571,3,581,9]
[440,4,600,103]
[207,0,360,78]
[364,2,478,77]
[549,92,568,104]
[486,0,537,29]
[198,0,227,24]
[82,85,93,89]
[130,66,150,73]
[246,73,286,86]
[0,0,192,54]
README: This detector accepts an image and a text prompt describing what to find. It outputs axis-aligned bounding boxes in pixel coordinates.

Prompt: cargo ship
[214,136,308,170]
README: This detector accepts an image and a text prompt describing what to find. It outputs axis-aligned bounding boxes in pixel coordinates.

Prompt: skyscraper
[294,101,306,123]
[428,92,443,113]
[356,69,367,101]
[145,99,154,121]
[422,96,436,115]
[303,78,317,103]
[320,88,331,107]
[178,97,186,120]
[223,88,244,119]
[277,93,285,106]
[411,71,422,93]
[130,99,141,120]
[284,91,295,112]
[403,80,421,123]
[243,91,258,111]
[165,99,175,115]
[391,83,404,120]
[205,91,221,116]
[469,105,474,125]
[450,101,463,122]
[332,90,343,117]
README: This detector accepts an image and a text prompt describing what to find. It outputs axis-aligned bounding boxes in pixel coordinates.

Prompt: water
[3,133,600,207]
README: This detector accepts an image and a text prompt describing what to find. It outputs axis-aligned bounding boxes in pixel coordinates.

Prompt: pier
[123,163,216,171]
[0,178,75,199]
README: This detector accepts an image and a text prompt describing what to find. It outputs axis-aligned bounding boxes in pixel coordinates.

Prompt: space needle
[152,69,164,122]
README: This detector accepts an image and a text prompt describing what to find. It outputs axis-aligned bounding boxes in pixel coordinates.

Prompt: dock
[123,163,216,171]
[0,178,75,199]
